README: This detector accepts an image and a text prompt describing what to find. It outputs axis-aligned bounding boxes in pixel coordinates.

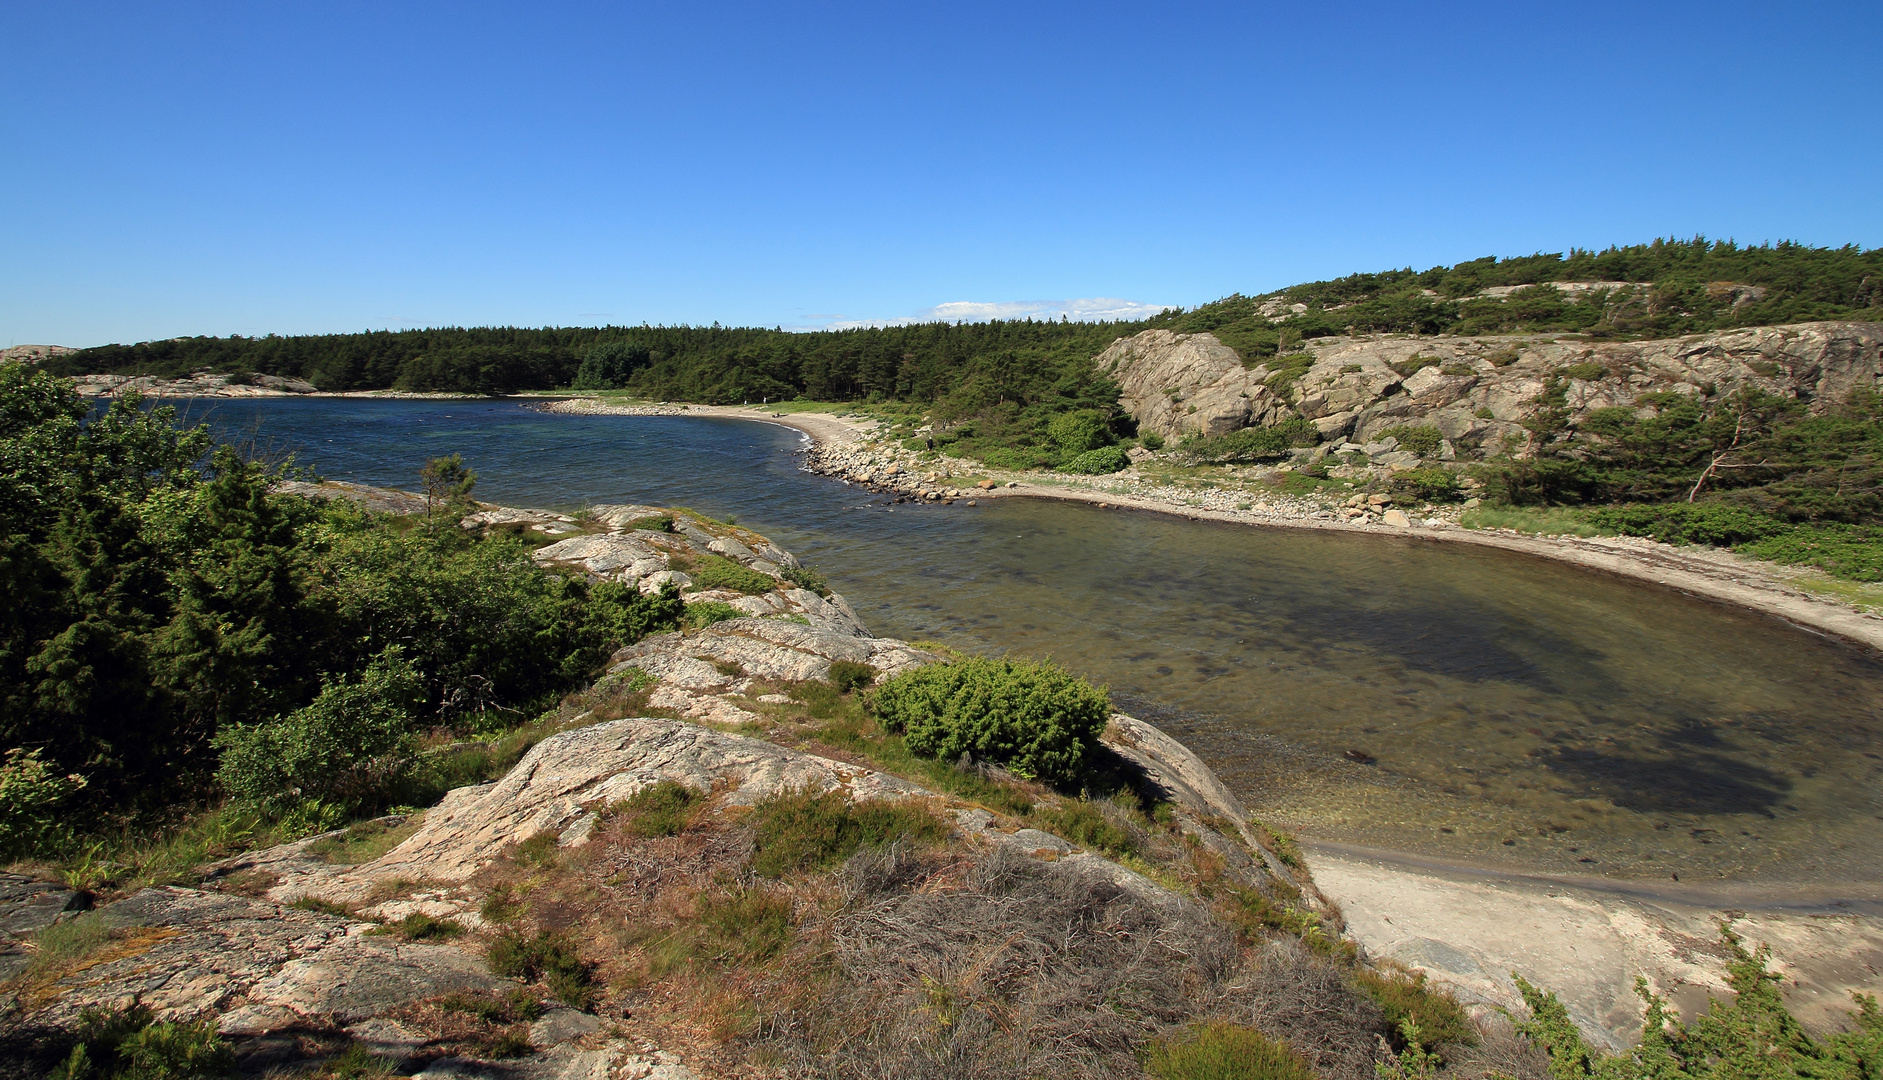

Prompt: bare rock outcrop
[1102,320,1883,453]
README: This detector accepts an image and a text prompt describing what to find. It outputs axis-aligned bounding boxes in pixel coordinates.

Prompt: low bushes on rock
[688,554,777,595]
[0,747,88,859]
[610,780,700,837]
[746,788,945,877]
[872,656,1111,787]
[1062,446,1131,474]
[488,929,595,1009]
[1145,1021,1317,1080]
[1182,420,1319,464]
[1378,425,1443,457]
[1352,966,1475,1054]
[1391,468,1462,504]
[52,1003,233,1080]
[826,660,876,693]
[212,649,425,827]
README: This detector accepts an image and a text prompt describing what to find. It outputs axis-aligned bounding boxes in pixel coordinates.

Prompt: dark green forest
[49,238,1883,403]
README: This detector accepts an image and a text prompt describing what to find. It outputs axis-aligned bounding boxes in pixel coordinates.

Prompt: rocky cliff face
[1102,321,1883,454]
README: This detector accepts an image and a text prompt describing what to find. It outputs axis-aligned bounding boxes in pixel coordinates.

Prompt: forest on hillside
[45,238,1883,405]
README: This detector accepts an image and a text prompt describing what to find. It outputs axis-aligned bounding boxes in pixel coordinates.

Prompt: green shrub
[1035,798,1136,857]
[1353,966,1476,1052]
[745,788,945,877]
[683,599,743,629]
[52,1003,233,1080]
[1388,356,1442,379]
[1513,929,1883,1080]
[1145,1021,1317,1080]
[488,929,595,1009]
[1391,468,1461,504]
[439,987,543,1024]
[1047,410,1113,453]
[1182,420,1319,464]
[1563,361,1609,380]
[612,780,700,837]
[688,555,776,595]
[316,1043,397,1079]
[623,514,673,533]
[872,656,1112,787]
[212,649,425,821]
[1379,425,1443,456]
[782,564,830,596]
[1062,445,1131,474]
[1264,353,1317,394]
[1586,503,1786,546]
[826,660,876,693]
[1139,431,1165,451]
[0,747,87,858]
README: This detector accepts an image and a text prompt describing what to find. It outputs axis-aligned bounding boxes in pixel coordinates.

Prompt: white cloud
[798,297,1173,331]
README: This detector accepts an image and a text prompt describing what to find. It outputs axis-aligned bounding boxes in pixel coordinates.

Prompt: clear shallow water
[194,398,1883,890]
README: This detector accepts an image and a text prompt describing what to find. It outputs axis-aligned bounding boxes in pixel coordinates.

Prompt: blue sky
[3,1,1879,347]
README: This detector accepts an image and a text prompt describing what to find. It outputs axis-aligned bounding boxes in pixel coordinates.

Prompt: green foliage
[1263,354,1318,395]
[1182,420,1319,464]
[316,1043,398,1079]
[781,564,830,596]
[212,649,424,821]
[826,659,876,693]
[696,884,794,963]
[1513,928,1883,1080]
[0,377,693,822]
[1585,503,1786,546]
[1379,426,1443,456]
[1391,468,1462,504]
[872,656,1111,787]
[1352,967,1476,1052]
[1034,797,1137,858]
[0,747,88,858]
[439,987,544,1024]
[1563,362,1610,381]
[1062,445,1131,474]
[52,1003,233,1080]
[488,929,596,1009]
[1139,431,1166,451]
[28,911,113,978]
[611,780,700,837]
[1048,409,1114,453]
[688,554,776,595]
[571,340,652,390]
[1145,1021,1319,1080]
[682,599,743,629]
[745,787,945,877]
[418,453,476,515]
[1388,356,1442,380]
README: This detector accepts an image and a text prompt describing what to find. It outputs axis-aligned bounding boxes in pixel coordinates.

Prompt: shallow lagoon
[194,398,1883,889]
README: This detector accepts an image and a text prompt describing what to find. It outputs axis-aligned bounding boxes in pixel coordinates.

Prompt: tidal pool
[190,398,1883,890]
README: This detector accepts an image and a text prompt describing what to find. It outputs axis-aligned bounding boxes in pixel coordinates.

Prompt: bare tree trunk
[1687,414,1746,503]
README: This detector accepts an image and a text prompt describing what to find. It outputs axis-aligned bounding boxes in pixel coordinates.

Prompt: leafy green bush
[1740,525,1883,581]
[52,1003,233,1080]
[1263,353,1317,394]
[871,656,1111,787]
[1048,410,1113,453]
[1145,1021,1317,1080]
[1182,420,1319,464]
[0,747,87,858]
[688,554,776,594]
[1391,468,1462,504]
[1388,356,1442,379]
[683,599,743,628]
[1139,431,1165,451]
[1586,503,1786,546]
[826,660,876,692]
[1062,445,1130,474]
[745,788,945,877]
[212,649,424,822]
[1379,425,1443,456]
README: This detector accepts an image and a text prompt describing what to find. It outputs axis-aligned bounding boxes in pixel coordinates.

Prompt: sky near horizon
[3,2,1879,348]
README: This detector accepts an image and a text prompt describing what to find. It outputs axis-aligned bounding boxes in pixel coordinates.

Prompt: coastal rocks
[1099,321,1883,457]
[72,371,320,397]
[276,479,430,515]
